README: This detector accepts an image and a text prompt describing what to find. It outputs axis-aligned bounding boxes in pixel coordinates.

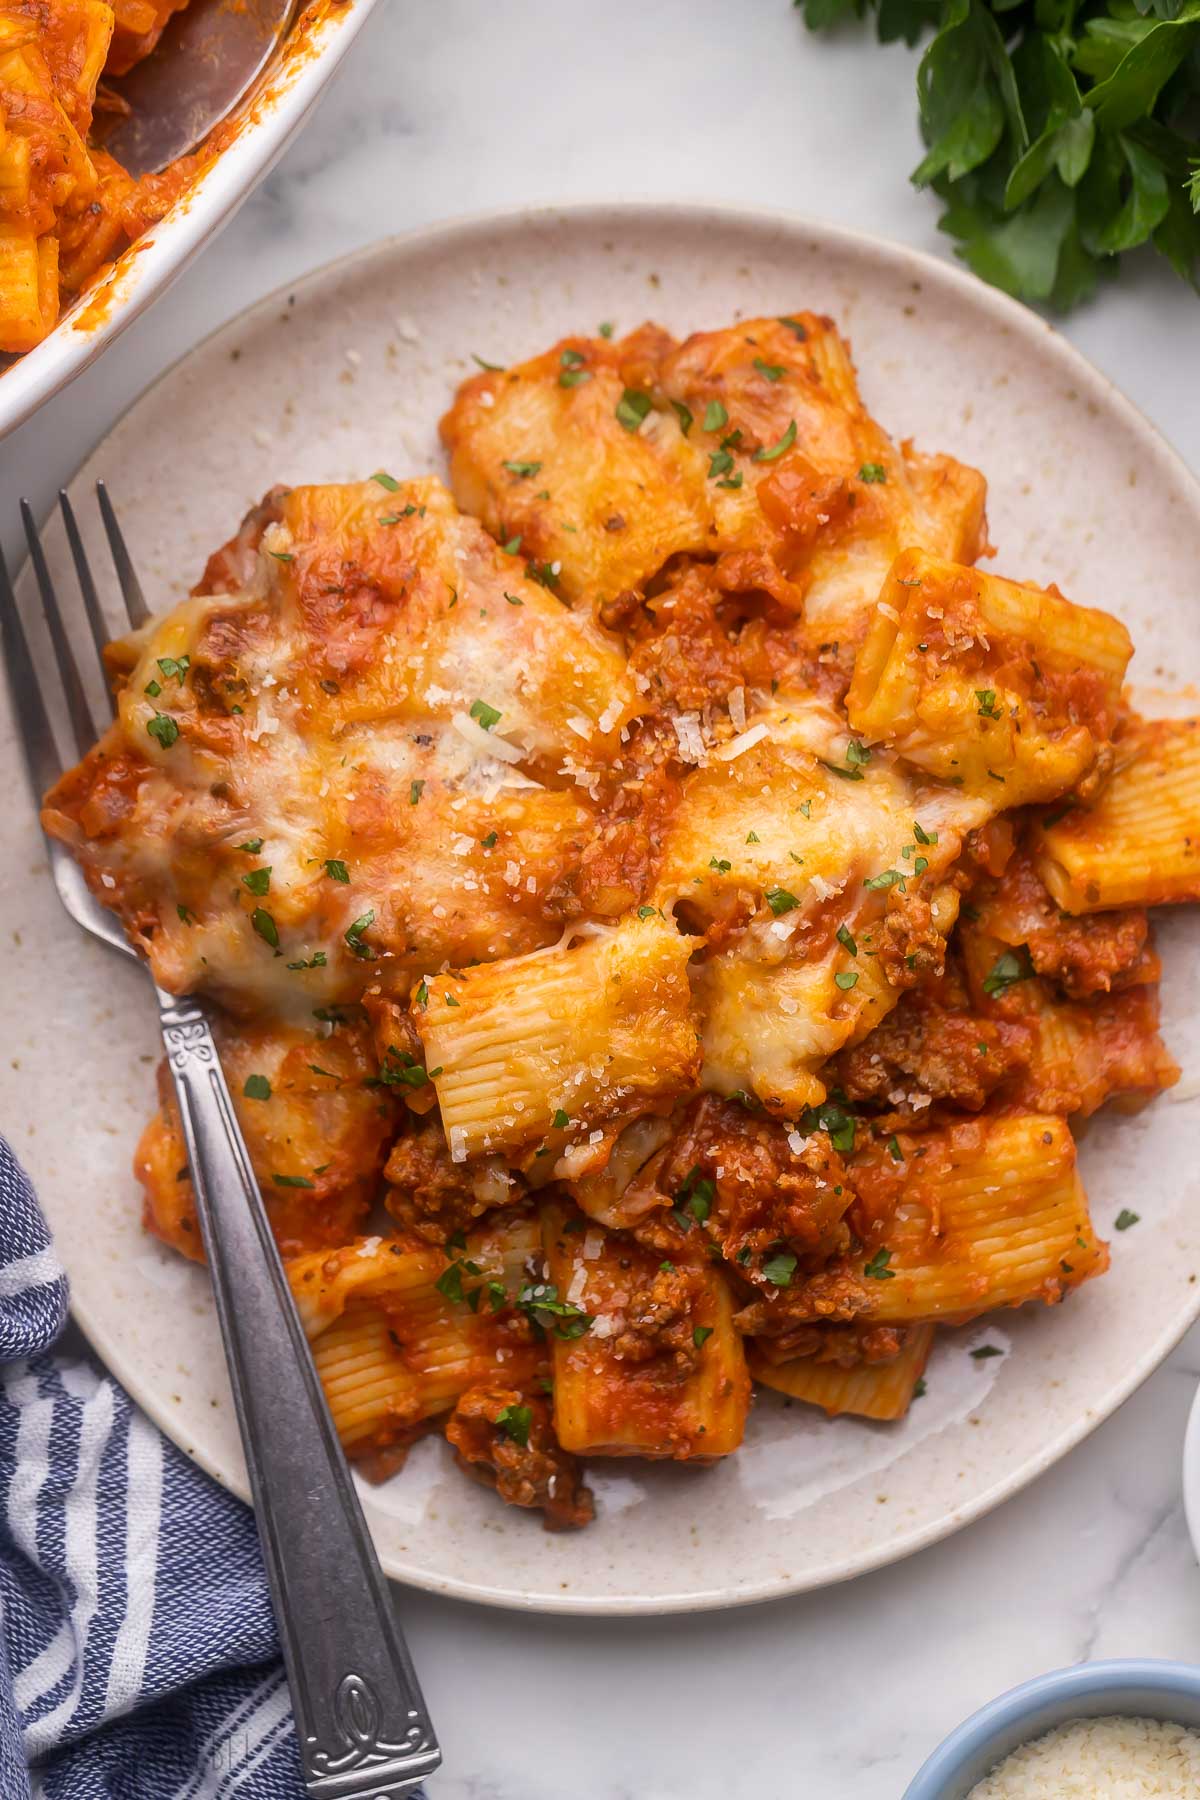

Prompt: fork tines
[1,486,149,803]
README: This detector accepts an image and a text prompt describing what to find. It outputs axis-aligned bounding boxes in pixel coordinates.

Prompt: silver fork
[0,489,441,1800]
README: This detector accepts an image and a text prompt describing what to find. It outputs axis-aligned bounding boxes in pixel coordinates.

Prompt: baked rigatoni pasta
[48,306,1197,1529]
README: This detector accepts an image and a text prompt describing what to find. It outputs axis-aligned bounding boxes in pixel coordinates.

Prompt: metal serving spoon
[92,0,297,177]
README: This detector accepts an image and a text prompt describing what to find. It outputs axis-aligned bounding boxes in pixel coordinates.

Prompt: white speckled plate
[5,205,1200,1614]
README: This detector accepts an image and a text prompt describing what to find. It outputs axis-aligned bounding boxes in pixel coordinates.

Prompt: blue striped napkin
[0,1135,369,1799]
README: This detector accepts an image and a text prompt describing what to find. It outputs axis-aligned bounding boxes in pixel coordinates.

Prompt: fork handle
[156,989,441,1800]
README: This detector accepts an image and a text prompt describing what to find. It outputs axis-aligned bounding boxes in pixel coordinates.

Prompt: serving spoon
[92,0,297,177]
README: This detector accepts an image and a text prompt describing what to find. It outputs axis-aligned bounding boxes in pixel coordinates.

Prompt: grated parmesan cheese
[450,711,524,763]
[671,712,707,764]
[728,686,747,732]
[968,1715,1200,1798]
[716,722,770,762]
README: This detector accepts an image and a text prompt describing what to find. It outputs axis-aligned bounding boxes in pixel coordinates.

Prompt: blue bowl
[902,1659,1200,1799]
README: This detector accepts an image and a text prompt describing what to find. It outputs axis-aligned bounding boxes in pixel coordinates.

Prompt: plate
[0,0,380,442]
[5,204,1200,1614]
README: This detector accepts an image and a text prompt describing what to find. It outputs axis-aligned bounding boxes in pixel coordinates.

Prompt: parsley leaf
[863,1247,896,1281]
[754,420,797,462]
[242,1075,271,1101]
[503,459,542,477]
[858,462,887,483]
[241,867,271,896]
[1115,1208,1140,1231]
[323,859,350,883]
[616,389,653,432]
[146,713,179,748]
[762,1250,798,1288]
[469,699,501,731]
[495,1403,532,1446]
[982,944,1035,997]
[344,910,376,959]
[765,886,799,916]
[371,471,400,492]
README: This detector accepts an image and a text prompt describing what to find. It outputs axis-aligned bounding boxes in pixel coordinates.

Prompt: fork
[0,489,441,1800]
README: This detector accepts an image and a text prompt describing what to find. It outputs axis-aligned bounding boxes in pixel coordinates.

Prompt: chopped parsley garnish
[410,781,424,805]
[982,945,1034,998]
[888,1135,903,1162]
[144,679,162,697]
[976,688,1003,720]
[371,471,400,491]
[798,1100,857,1154]
[863,1247,895,1281]
[503,459,542,477]
[344,910,376,958]
[672,1166,715,1228]
[323,859,350,883]
[157,656,190,684]
[241,867,271,896]
[834,970,859,990]
[243,1075,271,1101]
[658,403,690,446]
[552,1108,570,1129]
[472,353,503,371]
[176,903,197,925]
[912,821,937,846]
[693,1325,714,1348]
[858,463,887,483]
[268,550,294,564]
[287,951,327,970]
[235,838,263,854]
[709,857,731,873]
[273,1173,315,1189]
[415,980,429,1007]
[746,830,760,844]
[504,592,523,606]
[377,1047,440,1090]
[501,535,522,555]
[778,317,807,339]
[469,699,502,731]
[970,1344,1004,1360]
[765,886,799,916]
[146,713,179,749]
[913,1377,927,1400]
[1115,1209,1140,1231]
[716,472,744,490]
[762,1250,797,1288]
[703,400,728,433]
[616,389,653,433]
[558,357,592,389]
[251,908,278,948]
[863,868,905,891]
[435,1262,466,1303]
[481,831,498,848]
[754,420,797,462]
[830,739,871,781]
[753,357,785,382]
[707,448,734,480]
[517,1282,593,1339]
[495,1403,532,1447]
[598,320,615,338]
[637,904,659,919]
[836,925,858,956]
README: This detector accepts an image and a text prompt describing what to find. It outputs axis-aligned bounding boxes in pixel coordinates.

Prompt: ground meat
[384,1122,526,1245]
[446,1386,594,1531]
[873,889,950,989]
[624,565,745,711]
[831,990,1031,1115]
[192,487,288,595]
[971,847,1152,999]
[635,1094,854,1284]
[739,1318,904,1364]
[610,1265,701,1380]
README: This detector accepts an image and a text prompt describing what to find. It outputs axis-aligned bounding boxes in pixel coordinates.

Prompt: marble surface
[7,2,1200,1794]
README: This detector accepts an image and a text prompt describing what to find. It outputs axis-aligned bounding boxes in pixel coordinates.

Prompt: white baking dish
[0,0,380,441]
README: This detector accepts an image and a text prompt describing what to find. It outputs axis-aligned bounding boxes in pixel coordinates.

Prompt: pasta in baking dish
[0,0,200,354]
[46,309,1198,1530]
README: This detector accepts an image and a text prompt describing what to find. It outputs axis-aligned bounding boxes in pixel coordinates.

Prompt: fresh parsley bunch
[796,0,1200,307]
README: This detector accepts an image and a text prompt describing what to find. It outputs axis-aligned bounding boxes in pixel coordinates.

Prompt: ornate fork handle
[158,990,440,1799]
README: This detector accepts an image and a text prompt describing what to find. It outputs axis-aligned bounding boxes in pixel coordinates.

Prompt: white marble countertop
[9,3,1200,1794]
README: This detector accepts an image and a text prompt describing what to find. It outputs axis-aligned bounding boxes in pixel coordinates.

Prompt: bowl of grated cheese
[903,1660,1200,1799]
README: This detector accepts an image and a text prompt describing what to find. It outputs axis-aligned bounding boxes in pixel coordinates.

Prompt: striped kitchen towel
[0,1136,379,1800]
